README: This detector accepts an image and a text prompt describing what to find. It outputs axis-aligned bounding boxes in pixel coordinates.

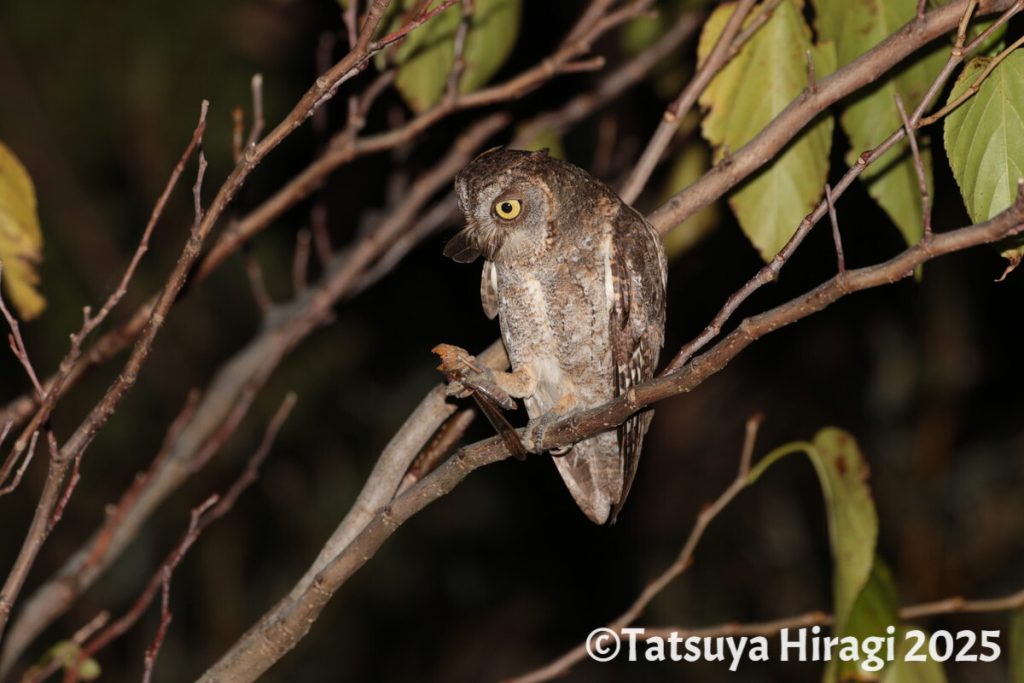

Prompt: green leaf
[746,427,877,639]
[881,627,949,683]
[0,140,45,320]
[813,0,946,247]
[1011,609,1024,683]
[517,124,566,160]
[808,428,879,635]
[661,139,721,258]
[33,641,102,682]
[390,0,521,113]
[825,559,900,682]
[697,0,835,261]
[944,52,1024,223]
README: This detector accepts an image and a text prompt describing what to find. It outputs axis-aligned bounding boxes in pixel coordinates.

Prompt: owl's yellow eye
[494,198,522,220]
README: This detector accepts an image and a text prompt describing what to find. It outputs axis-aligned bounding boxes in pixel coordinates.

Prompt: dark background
[1,1,1022,681]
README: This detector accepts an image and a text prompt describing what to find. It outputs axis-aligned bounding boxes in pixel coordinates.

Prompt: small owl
[440,147,667,524]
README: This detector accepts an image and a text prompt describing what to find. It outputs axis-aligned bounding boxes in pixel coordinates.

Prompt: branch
[0,102,211,644]
[21,394,294,683]
[0,263,44,399]
[525,585,1024,682]
[619,0,779,204]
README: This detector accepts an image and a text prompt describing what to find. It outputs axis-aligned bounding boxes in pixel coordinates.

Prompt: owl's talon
[523,414,570,456]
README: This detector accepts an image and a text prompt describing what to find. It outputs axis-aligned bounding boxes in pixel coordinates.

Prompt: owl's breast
[495,259,614,412]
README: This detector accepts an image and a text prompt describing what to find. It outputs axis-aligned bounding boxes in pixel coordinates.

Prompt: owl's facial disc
[449,151,552,264]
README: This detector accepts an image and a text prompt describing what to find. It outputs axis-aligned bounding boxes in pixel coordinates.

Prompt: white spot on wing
[601,234,614,314]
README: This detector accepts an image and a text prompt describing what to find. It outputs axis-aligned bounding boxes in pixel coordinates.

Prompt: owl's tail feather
[552,431,623,525]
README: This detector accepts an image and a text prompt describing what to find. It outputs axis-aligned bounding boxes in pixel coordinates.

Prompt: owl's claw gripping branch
[522,414,570,456]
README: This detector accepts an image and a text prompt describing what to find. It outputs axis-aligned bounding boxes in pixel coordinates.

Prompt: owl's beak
[442,227,483,263]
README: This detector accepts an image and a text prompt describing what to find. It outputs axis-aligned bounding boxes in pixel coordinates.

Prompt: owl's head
[445,147,575,264]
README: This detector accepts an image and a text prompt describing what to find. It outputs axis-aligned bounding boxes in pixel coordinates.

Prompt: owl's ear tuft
[443,228,482,263]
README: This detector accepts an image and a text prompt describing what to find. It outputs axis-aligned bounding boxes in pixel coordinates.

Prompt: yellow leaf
[697,0,835,260]
[0,140,45,320]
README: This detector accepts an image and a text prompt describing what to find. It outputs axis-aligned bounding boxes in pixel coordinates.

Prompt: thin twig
[52,394,295,683]
[2,100,209,466]
[507,415,764,683]
[0,102,210,644]
[244,74,265,151]
[894,93,931,238]
[921,32,1024,126]
[140,569,171,683]
[805,48,817,93]
[0,431,39,496]
[824,184,845,273]
[445,0,474,101]
[292,229,312,295]
[0,261,44,399]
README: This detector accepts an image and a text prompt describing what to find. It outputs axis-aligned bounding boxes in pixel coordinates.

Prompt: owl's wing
[608,211,667,523]
[480,260,499,320]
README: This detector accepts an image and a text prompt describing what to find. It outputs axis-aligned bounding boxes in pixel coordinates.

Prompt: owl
[439,147,667,524]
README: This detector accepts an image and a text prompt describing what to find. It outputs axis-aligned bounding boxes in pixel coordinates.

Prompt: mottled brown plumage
[443,148,667,524]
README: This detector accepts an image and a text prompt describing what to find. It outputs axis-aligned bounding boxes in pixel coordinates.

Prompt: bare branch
[0,102,211,643]
[35,394,294,683]
[620,0,774,204]
[0,431,38,496]
[895,93,932,238]
[140,569,171,683]
[825,184,845,273]
[0,261,44,399]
